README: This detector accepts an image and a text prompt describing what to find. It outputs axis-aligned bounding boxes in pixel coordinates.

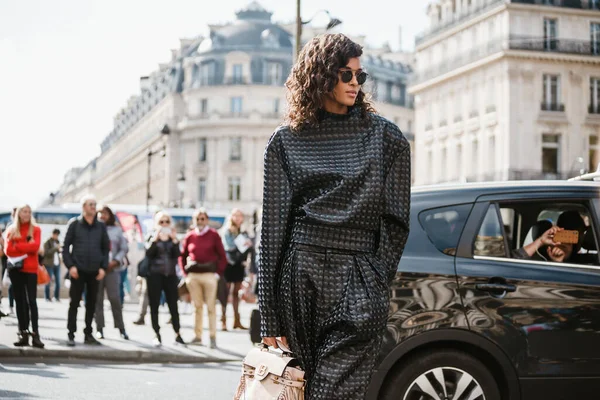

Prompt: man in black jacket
[63,195,109,346]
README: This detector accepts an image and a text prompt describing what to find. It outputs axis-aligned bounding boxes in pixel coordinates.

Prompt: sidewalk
[0,297,257,363]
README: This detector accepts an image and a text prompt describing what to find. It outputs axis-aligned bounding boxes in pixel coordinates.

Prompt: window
[198,178,206,205]
[427,149,433,179]
[591,77,600,114]
[472,139,479,172]
[391,85,401,103]
[199,138,207,162]
[591,0,600,10]
[200,98,208,114]
[441,146,448,181]
[418,203,472,256]
[590,135,599,172]
[542,134,560,175]
[474,205,506,258]
[230,137,242,161]
[543,18,558,51]
[232,64,243,84]
[228,177,241,201]
[470,84,478,117]
[486,78,495,112]
[266,62,283,85]
[200,62,216,85]
[487,135,495,175]
[274,98,280,114]
[439,95,447,125]
[457,143,463,180]
[542,74,561,110]
[591,23,600,55]
[230,97,243,115]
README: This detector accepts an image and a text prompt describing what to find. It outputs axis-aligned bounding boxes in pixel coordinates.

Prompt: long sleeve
[7,228,41,255]
[376,145,411,284]
[214,232,228,276]
[112,229,129,264]
[44,239,58,257]
[100,226,110,270]
[179,234,189,275]
[62,220,76,268]
[258,135,292,338]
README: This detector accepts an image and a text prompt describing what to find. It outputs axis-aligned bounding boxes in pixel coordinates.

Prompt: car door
[454,191,600,399]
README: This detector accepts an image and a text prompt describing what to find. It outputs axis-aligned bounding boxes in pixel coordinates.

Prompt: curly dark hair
[284,33,376,131]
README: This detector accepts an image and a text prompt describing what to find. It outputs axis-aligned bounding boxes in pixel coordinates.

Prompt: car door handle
[475,283,516,293]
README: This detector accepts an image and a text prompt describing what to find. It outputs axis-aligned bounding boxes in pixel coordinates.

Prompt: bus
[0,204,229,245]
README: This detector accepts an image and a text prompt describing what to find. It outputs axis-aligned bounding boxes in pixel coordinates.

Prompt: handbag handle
[260,339,293,356]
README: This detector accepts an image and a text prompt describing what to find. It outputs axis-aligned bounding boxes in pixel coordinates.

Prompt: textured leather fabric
[258,108,411,399]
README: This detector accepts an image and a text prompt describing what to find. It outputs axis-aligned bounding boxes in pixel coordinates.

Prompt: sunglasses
[159,219,170,225]
[197,216,207,221]
[339,69,368,85]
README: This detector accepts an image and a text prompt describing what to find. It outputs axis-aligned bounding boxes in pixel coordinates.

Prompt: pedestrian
[2,207,18,315]
[259,34,411,400]
[95,206,129,340]
[42,229,62,302]
[180,208,227,349]
[132,275,149,325]
[5,204,44,348]
[145,211,184,346]
[63,195,109,346]
[0,226,8,318]
[220,208,253,330]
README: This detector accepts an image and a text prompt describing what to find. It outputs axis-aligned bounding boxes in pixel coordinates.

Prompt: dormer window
[266,62,283,85]
[233,64,243,84]
[200,62,216,85]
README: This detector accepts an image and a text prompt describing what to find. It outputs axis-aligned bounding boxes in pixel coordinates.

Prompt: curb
[0,348,239,364]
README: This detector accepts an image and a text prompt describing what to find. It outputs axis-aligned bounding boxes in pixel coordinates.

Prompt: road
[0,361,243,399]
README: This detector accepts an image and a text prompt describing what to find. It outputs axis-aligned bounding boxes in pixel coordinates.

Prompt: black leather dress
[258,107,411,400]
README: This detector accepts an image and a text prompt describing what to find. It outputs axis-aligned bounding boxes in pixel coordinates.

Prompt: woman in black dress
[259,34,411,400]
[221,208,253,330]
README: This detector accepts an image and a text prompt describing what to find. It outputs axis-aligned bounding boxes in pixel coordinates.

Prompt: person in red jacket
[180,208,227,349]
[5,204,44,348]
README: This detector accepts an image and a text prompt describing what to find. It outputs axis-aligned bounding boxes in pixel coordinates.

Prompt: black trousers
[147,274,180,334]
[8,270,39,333]
[68,270,100,335]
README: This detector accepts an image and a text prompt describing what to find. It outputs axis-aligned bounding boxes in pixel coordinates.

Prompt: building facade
[410,0,600,185]
[51,2,414,214]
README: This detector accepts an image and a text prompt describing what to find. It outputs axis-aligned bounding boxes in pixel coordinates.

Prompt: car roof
[411,180,600,206]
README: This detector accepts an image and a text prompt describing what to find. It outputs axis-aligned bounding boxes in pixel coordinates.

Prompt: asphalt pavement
[0,296,257,364]
[0,361,243,399]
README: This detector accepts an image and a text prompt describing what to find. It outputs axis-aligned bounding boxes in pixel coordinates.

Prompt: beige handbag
[233,340,305,400]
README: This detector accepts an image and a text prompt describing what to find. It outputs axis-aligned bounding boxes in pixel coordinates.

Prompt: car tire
[380,349,501,400]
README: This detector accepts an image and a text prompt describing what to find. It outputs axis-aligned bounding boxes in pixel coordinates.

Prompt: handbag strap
[259,340,294,357]
[242,366,305,389]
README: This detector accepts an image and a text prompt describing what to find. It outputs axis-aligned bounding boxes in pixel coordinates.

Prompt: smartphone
[553,230,579,244]
[160,227,172,236]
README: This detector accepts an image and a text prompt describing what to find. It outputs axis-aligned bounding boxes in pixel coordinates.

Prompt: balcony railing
[509,35,600,56]
[590,104,600,114]
[541,102,565,112]
[415,0,506,45]
[512,0,600,10]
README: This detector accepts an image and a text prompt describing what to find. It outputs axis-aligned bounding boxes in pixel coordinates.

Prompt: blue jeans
[119,269,129,304]
[45,265,61,300]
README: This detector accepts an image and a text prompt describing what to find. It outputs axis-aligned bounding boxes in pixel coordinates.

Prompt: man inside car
[513,210,591,264]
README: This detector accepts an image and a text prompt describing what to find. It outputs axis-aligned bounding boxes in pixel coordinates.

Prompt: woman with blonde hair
[145,211,184,346]
[180,208,227,348]
[220,208,253,330]
[5,205,44,348]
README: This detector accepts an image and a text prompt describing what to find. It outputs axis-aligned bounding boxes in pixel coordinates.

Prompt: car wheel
[380,349,501,400]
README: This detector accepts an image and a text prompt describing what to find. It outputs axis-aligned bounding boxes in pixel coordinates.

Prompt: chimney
[140,76,151,91]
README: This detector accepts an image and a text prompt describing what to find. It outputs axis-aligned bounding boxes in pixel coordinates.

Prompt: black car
[369,181,600,400]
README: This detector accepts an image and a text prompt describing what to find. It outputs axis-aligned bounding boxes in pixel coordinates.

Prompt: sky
[0,0,428,210]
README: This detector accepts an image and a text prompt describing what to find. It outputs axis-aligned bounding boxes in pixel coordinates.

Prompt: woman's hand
[169,230,178,242]
[538,227,563,247]
[262,336,288,349]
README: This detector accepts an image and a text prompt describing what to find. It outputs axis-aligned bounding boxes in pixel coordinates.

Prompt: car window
[473,204,507,258]
[419,204,472,256]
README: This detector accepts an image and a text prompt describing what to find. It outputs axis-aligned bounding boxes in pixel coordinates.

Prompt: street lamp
[295,3,343,59]
[146,124,171,212]
[177,168,186,208]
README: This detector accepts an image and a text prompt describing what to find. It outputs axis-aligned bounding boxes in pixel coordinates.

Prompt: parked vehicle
[369,180,600,400]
